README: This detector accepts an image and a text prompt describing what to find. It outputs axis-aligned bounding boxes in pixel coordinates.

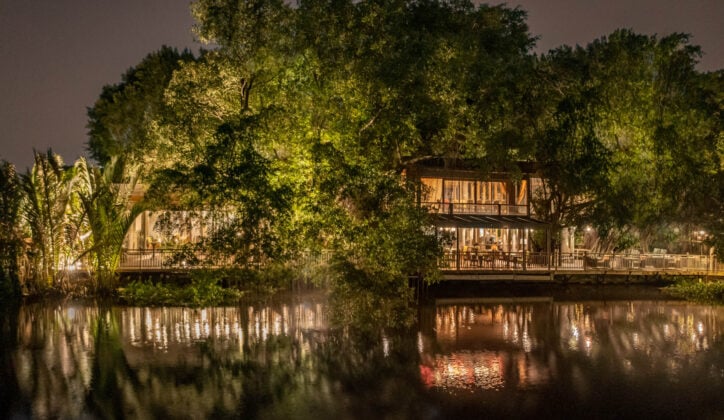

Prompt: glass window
[420,178,442,203]
[476,181,508,204]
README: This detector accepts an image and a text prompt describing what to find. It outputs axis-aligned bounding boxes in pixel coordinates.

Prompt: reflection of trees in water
[103,302,336,418]
[6,297,428,419]
[11,303,97,419]
[1,303,23,419]
[7,298,724,419]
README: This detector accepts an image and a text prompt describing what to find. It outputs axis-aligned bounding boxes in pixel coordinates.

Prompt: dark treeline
[0,0,721,303]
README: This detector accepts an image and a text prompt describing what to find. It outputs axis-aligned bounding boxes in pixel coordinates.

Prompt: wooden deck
[439,269,724,283]
[117,249,722,280]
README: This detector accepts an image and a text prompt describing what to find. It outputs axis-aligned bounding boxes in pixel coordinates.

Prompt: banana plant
[19,150,75,289]
[74,157,143,291]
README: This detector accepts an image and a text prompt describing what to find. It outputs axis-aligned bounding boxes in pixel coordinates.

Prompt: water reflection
[122,303,326,352]
[418,298,724,418]
[2,294,724,419]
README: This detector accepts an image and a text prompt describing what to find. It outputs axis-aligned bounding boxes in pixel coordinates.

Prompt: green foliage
[87,46,196,168]
[534,30,722,253]
[292,0,536,167]
[19,150,76,289]
[82,0,541,293]
[224,264,294,295]
[328,263,417,332]
[663,279,724,304]
[120,270,243,307]
[146,119,293,268]
[118,280,175,306]
[74,157,143,291]
[0,161,22,299]
[13,151,146,294]
[73,0,721,295]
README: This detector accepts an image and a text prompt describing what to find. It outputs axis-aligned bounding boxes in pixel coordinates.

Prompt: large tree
[86,46,196,169]
[145,118,293,268]
[164,0,536,280]
[534,30,722,253]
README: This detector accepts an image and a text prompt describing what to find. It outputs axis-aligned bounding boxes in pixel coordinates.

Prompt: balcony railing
[118,249,235,270]
[423,202,528,216]
[119,249,720,275]
[439,250,719,273]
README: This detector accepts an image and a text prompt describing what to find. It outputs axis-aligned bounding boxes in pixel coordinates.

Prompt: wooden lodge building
[405,158,552,272]
[118,159,719,279]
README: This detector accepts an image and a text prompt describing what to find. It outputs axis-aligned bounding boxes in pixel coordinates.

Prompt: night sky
[1,0,722,170]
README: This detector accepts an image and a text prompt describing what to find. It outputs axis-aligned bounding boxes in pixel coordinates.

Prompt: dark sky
[1,0,722,170]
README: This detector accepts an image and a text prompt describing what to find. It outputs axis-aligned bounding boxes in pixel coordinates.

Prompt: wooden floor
[440,268,724,282]
[117,249,721,281]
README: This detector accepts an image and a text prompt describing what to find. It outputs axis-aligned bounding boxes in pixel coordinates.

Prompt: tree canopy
[82,0,722,273]
[86,46,196,169]
[533,30,722,253]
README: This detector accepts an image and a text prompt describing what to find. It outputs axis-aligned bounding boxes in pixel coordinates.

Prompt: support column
[522,228,527,271]
[546,225,552,271]
[456,227,461,271]
[526,176,532,216]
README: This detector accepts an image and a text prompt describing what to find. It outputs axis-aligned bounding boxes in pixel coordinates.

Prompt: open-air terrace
[117,248,721,277]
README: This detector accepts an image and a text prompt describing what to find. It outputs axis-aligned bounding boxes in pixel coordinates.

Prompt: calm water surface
[1,290,723,419]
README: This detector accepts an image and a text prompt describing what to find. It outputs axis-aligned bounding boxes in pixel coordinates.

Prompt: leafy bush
[119,270,242,307]
[223,264,295,295]
[328,262,417,332]
[662,279,724,304]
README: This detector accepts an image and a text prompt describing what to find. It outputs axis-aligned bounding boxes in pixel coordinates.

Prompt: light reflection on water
[421,299,722,394]
[123,304,327,352]
[2,295,723,419]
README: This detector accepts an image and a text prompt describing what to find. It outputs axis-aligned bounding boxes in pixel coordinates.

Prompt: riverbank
[9,266,303,307]
[421,282,675,302]
[8,270,723,307]
[661,279,724,304]
[420,273,724,304]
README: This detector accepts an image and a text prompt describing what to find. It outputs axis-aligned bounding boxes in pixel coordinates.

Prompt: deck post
[456,227,460,271]
[546,226,552,271]
[526,175,531,216]
[522,229,527,271]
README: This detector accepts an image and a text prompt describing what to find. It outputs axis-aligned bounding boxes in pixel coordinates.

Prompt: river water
[1,288,723,419]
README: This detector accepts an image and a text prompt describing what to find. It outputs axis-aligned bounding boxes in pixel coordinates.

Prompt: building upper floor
[406,158,542,217]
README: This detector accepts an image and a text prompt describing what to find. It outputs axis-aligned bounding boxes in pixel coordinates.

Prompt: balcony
[117,249,721,277]
[438,250,719,274]
[422,202,529,216]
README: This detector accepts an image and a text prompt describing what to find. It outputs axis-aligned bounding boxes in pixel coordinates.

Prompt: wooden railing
[422,202,528,216]
[118,249,235,270]
[119,249,190,270]
[119,248,720,275]
[117,249,332,271]
[438,250,719,273]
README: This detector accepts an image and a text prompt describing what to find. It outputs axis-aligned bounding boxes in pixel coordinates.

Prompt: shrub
[119,271,243,307]
[662,279,724,304]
